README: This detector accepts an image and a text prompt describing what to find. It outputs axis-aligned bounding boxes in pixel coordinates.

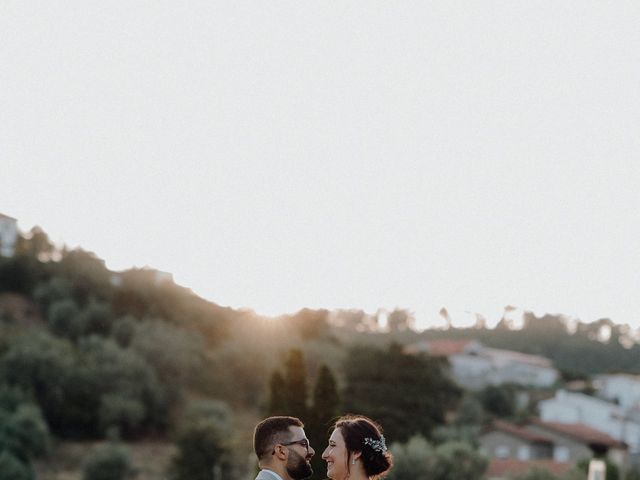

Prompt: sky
[2,2,639,330]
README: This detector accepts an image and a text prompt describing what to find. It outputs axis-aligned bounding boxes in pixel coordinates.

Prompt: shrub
[169,400,232,480]
[48,299,82,341]
[0,451,33,480]
[82,443,134,480]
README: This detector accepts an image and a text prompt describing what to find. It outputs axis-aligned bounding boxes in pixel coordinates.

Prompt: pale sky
[2,2,639,329]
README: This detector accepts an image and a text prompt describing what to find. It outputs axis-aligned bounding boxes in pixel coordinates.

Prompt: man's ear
[273,444,288,461]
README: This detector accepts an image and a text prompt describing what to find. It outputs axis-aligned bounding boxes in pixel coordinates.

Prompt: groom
[253,416,316,480]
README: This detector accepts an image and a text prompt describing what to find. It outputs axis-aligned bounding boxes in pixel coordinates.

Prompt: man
[253,416,315,480]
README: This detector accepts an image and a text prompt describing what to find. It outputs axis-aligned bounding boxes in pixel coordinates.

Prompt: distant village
[407,338,640,478]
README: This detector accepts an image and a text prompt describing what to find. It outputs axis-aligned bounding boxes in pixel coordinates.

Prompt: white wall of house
[540,390,640,453]
[447,347,558,389]
[0,215,18,257]
[491,361,558,387]
[597,374,640,409]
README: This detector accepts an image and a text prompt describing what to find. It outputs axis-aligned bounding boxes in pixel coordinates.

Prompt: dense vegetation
[1,226,639,480]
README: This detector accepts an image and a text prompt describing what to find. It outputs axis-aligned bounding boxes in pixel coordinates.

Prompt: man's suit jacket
[255,469,283,480]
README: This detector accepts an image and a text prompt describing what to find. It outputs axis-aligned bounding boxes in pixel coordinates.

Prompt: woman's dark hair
[333,414,393,478]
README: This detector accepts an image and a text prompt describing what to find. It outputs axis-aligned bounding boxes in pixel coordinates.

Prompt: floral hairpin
[363,435,387,453]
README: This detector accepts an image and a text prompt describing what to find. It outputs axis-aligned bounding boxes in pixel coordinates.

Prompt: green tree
[169,400,232,480]
[83,442,134,480]
[74,336,168,438]
[130,320,206,396]
[284,349,308,420]
[454,395,485,426]
[81,301,114,336]
[0,390,49,480]
[344,344,461,442]
[47,299,83,341]
[427,441,488,480]
[0,331,75,434]
[111,315,137,348]
[308,364,340,479]
[0,404,51,460]
[311,365,340,425]
[58,248,113,304]
[0,255,39,295]
[387,435,433,480]
[478,384,516,418]
[267,371,287,416]
[0,451,33,480]
[14,226,54,261]
[33,277,73,313]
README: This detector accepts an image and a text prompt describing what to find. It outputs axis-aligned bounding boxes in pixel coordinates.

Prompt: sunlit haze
[2,2,639,329]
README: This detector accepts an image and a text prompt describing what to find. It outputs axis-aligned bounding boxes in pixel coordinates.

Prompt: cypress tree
[284,349,307,420]
[308,364,340,479]
[267,371,287,416]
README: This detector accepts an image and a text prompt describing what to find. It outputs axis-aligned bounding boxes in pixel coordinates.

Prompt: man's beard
[286,450,313,480]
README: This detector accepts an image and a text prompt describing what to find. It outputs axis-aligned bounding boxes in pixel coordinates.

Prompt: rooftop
[488,420,552,444]
[531,419,626,449]
[486,459,572,479]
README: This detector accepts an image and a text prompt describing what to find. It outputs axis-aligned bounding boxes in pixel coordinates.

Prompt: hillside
[2,229,640,480]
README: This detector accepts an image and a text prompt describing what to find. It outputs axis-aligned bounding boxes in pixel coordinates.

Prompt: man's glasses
[272,438,310,455]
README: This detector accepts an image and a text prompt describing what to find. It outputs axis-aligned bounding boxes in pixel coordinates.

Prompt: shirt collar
[261,469,285,480]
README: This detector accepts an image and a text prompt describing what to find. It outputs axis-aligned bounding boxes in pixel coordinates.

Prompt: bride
[322,415,393,480]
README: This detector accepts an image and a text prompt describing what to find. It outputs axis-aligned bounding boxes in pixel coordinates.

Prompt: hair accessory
[363,435,387,453]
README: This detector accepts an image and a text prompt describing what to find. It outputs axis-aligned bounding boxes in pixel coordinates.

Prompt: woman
[322,415,393,480]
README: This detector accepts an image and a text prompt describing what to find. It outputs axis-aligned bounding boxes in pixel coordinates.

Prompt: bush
[478,384,516,418]
[83,443,134,480]
[428,441,488,480]
[387,435,433,480]
[0,451,33,480]
[73,336,169,437]
[0,331,74,433]
[82,301,114,336]
[169,400,232,480]
[111,316,137,348]
[0,404,51,459]
[33,277,73,313]
[48,299,83,341]
[387,437,487,480]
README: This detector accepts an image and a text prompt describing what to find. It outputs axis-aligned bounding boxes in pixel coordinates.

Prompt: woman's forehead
[329,428,344,443]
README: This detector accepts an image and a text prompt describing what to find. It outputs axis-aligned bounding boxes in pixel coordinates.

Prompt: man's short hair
[254,416,304,460]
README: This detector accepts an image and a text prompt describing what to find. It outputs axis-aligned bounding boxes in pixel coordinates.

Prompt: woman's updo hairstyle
[334,415,393,478]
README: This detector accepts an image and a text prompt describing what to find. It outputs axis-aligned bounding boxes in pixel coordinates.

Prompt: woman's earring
[351,458,356,465]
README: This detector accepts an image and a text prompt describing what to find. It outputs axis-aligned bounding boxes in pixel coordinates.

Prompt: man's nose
[307,446,315,457]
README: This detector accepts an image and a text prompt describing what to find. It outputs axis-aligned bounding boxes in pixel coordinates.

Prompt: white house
[0,213,18,257]
[405,339,559,390]
[595,374,640,409]
[539,390,640,455]
[484,348,559,387]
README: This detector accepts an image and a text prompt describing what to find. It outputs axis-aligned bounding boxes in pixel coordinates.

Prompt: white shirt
[260,469,285,480]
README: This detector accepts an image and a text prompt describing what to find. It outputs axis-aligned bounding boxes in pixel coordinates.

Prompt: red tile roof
[486,459,572,479]
[489,420,552,444]
[531,419,626,449]
[425,339,475,356]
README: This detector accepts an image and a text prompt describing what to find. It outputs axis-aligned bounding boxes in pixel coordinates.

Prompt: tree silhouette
[308,364,340,479]
[284,349,308,420]
[267,371,287,416]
